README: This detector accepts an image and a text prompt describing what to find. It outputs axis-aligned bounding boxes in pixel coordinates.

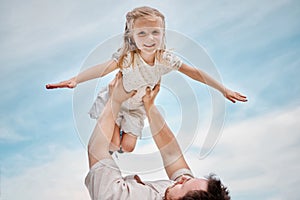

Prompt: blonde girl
[46,6,247,153]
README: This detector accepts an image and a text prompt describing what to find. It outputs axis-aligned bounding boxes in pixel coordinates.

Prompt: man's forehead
[192,178,208,191]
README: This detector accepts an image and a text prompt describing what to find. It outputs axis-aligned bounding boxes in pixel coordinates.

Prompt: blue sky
[1,0,300,199]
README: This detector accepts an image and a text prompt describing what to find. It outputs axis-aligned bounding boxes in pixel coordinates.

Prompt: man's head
[164,174,230,200]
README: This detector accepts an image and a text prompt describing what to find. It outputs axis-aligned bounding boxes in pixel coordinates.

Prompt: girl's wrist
[221,87,228,97]
[72,76,79,84]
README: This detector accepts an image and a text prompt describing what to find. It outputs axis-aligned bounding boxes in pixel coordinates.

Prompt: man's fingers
[115,71,124,88]
[109,72,123,93]
[116,71,123,80]
[152,84,160,98]
[146,87,151,96]
[145,84,160,98]
[130,90,137,97]
[109,76,117,87]
[153,84,160,93]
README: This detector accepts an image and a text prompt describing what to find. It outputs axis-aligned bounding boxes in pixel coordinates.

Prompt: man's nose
[177,176,188,184]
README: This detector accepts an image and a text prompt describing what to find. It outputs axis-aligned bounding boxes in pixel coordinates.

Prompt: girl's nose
[147,34,154,40]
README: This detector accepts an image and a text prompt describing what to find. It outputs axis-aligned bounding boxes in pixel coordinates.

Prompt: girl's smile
[132,17,164,62]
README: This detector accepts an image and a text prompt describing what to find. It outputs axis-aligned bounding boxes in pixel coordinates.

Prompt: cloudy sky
[1,0,299,199]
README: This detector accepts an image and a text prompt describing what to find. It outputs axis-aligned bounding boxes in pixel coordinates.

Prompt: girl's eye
[137,31,146,36]
[152,30,160,35]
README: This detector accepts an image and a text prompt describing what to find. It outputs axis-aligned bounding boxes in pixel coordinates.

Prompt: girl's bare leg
[120,132,138,152]
[109,124,121,152]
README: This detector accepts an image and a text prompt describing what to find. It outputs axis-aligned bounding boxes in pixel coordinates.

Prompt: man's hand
[142,83,160,112]
[109,72,136,104]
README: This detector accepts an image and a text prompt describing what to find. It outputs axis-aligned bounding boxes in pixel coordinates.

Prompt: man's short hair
[179,174,230,200]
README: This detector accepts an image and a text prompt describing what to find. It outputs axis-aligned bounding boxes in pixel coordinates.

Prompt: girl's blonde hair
[118,6,166,68]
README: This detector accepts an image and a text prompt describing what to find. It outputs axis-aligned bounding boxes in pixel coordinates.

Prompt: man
[85,73,230,200]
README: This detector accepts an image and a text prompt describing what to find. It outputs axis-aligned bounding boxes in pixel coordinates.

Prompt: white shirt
[85,159,194,200]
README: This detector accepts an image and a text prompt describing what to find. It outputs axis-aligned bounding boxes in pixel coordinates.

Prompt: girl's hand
[45,77,77,89]
[224,88,247,103]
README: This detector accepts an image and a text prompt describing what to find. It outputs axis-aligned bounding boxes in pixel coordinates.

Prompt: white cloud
[185,104,300,199]
[0,126,26,143]
[2,148,90,200]
[1,1,300,199]
[2,103,299,200]
[0,0,127,75]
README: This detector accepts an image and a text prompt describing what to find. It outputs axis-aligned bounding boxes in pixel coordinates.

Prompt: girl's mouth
[144,44,155,48]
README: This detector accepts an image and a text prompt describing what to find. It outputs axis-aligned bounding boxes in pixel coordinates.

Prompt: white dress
[89,50,182,137]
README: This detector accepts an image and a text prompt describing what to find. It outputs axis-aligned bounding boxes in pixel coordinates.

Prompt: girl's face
[132,17,164,56]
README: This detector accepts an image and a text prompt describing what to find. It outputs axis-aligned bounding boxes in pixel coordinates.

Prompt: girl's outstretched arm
[178,63,247,103]
[46,59,118,89]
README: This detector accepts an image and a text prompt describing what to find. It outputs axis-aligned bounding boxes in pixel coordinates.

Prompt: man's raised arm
[142,86,191,179]
[87,73,136,168]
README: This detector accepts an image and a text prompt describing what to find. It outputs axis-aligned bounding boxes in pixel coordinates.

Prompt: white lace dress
[89,51,182,137]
